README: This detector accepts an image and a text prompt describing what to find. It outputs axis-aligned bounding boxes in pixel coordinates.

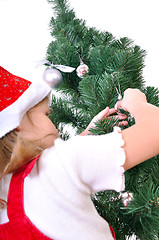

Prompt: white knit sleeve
[54,127,125,194]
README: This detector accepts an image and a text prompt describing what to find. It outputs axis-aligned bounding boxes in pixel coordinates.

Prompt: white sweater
[1,127,125,240]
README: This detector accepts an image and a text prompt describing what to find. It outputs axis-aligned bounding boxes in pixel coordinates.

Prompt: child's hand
[80,107,127,136]
[115,88,147,114]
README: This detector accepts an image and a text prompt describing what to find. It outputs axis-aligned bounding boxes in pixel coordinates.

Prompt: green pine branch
[46,0,159,239]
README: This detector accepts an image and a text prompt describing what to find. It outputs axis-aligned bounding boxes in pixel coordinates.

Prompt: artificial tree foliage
[46,0,159,239]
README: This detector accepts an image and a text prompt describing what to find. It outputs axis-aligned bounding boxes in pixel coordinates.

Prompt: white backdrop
[0,1,155,239]
[0,0,158,88]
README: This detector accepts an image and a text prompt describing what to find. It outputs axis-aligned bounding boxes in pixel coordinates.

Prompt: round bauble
[43,68,63,89]
[76,64,89,78]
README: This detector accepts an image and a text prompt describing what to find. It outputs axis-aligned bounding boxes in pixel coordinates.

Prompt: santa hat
[0,66,51,138]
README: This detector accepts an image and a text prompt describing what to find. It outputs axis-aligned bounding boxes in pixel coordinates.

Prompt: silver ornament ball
[43,68,63,89]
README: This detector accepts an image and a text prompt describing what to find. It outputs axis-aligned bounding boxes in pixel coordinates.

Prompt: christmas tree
[45,0,159,239]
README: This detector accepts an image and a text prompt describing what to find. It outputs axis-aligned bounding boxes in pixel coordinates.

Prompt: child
[0,66,158,240]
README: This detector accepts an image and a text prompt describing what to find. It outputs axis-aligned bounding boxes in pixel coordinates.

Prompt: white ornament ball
[119,192,133,207]
[76,64,89,78]
[43,68,63,89]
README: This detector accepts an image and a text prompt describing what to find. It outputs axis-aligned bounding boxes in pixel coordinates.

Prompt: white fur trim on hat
[0,81,51,138]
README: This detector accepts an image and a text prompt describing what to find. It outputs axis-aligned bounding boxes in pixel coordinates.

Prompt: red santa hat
[0,66,51,138]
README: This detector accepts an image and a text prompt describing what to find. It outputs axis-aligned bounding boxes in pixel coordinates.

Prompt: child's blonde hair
[0,130,17,177]
[0,131,43,178]
[0,97,50,208]
[0,96,52,176]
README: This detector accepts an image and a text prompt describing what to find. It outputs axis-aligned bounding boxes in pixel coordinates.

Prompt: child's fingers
[118,120,128,126]
[93,106,127,123]
[107,108,116,116]
[95,107,110,121]
[115,100,122,111]
[97,107,127,121]
[108,114,127,122]
[117,113,127,120]
[101,107,120,119]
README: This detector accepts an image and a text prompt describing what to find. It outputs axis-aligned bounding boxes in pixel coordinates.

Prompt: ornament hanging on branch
[119,192,133,207]
[43,68,63,89]
[38,60,75,89]
[76,58,89,78]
